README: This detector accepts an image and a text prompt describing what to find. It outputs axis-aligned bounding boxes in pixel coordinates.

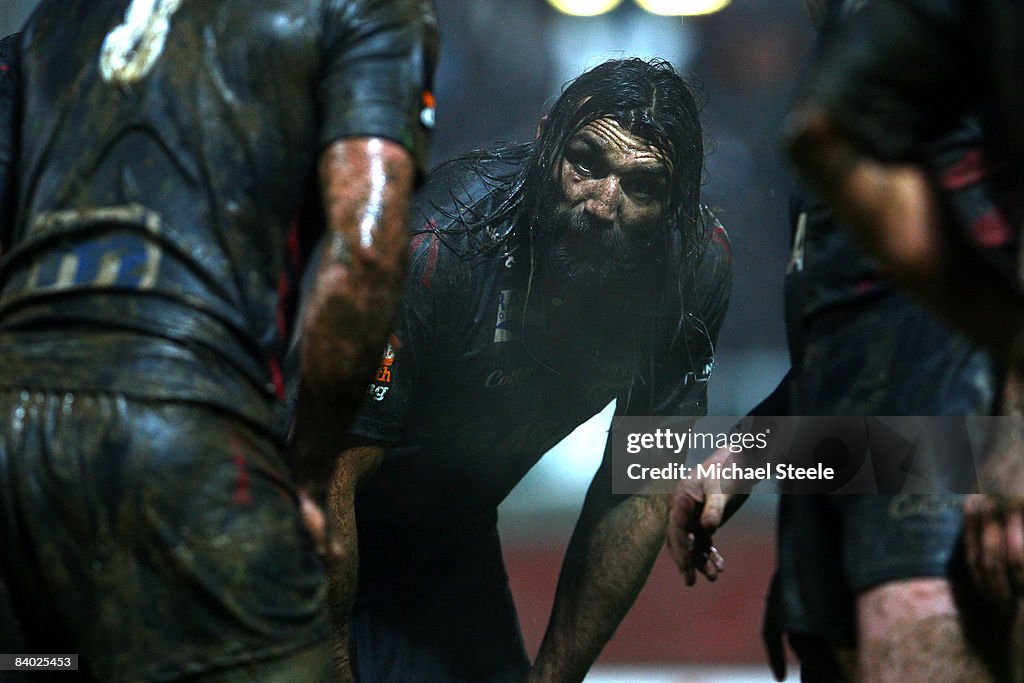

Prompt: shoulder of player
[405,147,523,277]
[323,0,437,23]
[320,0,440,57]
[695,205,732,269]
[0,32,21,72]
[412,147,525,228]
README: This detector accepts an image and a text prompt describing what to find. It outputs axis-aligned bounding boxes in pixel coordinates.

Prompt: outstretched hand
[666,446,749,586]
[667,481,728,585]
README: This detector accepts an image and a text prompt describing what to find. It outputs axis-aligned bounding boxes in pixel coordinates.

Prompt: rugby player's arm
[529,445,669,683]
[291,0,436,503]
[786,1,1024,365]
[324,441,388,681]
[666,209,743,582]
[787,113,1024,366]
[290,138,415,499]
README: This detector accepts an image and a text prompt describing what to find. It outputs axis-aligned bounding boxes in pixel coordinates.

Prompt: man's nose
[582,176,620,223]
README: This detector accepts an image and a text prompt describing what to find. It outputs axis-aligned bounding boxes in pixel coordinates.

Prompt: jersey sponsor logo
[367,384,390,402]
[367,334,401,401]
[419,90,436,130]
[494,288,523,343]
[99,0,185,85]
[7,205,163,299]
[484,366,537,389]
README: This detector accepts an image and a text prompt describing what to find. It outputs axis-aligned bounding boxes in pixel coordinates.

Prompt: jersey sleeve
[801,0,970,162]
[626,208,733,418]
[0,33,21,256]
[319,0,440,176]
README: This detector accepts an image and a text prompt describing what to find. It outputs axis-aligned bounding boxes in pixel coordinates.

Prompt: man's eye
[565,149,594,176]
[625,177,666,201]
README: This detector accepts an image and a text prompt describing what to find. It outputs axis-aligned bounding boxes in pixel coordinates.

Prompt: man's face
[543,117,671,293]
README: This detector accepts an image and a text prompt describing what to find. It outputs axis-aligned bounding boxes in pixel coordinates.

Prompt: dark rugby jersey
[0,0,438,435]
[347,150,731,592]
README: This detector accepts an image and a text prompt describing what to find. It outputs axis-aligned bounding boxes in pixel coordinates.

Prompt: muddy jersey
[349,149,731,578]
[0,0,438,434]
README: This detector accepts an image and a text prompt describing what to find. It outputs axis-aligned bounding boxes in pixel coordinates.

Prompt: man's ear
[535,115,549,140]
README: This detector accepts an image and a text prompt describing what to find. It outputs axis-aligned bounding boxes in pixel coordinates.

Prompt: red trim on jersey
[269,207,304,399]
[412,224,440,288]
[269,356,285,399]
[232,444,253,505]
[939,148,987,191]
[287,214,302,270]
[969,208,1015,248]
[853,278,880,295]
[712,224,731,262]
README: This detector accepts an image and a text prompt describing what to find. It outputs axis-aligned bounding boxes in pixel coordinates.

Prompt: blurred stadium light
[547,0,732,16]
[635,0,733,15]
[547,0,624,17]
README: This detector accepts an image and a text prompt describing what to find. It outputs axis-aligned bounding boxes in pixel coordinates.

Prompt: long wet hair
[422,58,715,407]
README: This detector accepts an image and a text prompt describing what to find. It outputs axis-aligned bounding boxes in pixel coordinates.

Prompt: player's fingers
[766,636,787,683]
[701,545,724,581]
[299,492,328,557]
[684,532,698,587]
[963,495,987,590]
[981,512,1012,600]
[1004,509,1024,596]
[701,493,729,530]
[709,546,725,573]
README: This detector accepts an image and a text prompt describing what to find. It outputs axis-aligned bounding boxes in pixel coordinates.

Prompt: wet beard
[533,208,663,319]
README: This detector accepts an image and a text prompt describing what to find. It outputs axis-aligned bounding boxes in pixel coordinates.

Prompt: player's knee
[857,579,995,682]
[858,578,957,631]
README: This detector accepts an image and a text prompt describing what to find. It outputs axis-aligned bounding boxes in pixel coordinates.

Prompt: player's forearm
[325,446,385,680]
[293,138,414,483]
[326,478,359,681]
[788,108,1024,366]
[530,491,670,683]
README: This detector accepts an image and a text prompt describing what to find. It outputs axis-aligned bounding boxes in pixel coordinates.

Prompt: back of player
[0,1,438,680]
[2,0,433,424]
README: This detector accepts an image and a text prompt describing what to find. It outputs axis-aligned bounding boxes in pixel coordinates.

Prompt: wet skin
[556,117,671,244]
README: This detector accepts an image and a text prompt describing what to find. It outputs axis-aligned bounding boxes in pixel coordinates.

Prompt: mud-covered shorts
[0,389,331,681]
[778,291,996,647]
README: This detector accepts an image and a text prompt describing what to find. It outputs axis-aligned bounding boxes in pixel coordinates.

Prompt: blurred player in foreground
[0,1,437,680]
